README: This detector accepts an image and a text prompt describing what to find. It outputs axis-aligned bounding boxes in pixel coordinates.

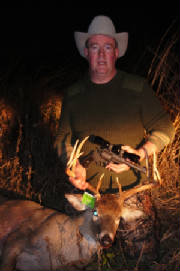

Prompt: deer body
[0,197,101,271]
[0,182,156,271]
[15,212,99,270]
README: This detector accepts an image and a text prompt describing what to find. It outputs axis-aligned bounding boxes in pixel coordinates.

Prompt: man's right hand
[69,162,88,190]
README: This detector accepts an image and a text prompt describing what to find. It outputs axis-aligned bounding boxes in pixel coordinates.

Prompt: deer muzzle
[99,233,113,248]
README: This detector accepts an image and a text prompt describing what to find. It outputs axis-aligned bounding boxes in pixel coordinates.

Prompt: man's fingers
[121,145,135,153]
[106,162,129,173]
[69,177,88,190]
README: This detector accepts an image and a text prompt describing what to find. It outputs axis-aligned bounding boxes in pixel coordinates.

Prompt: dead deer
[0,138,159,271]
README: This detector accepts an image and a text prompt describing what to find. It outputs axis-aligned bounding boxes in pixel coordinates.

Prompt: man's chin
[96,68,108,75]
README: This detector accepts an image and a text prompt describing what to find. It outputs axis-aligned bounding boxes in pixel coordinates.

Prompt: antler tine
[96,173,104,194]
[116,177,123,198]
[66,136,90,181]
[67,139,79,168]
[87,173,104,198]
[71,136,89,172]
[121,151,161,202]
[153,151,162,185]
[67,136,89,171]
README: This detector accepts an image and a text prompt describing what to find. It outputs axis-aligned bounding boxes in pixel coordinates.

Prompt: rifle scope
[88,135,110,149]
[88,135,140,163]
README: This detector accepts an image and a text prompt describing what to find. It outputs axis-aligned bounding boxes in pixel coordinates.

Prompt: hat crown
[88,15,116,36]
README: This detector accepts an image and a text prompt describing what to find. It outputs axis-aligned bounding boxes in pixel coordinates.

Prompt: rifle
[79,135,147,174]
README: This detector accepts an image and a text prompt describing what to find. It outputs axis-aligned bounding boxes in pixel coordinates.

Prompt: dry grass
[146,21,180,271]
[40,93,62,135]
[0,20,179,270]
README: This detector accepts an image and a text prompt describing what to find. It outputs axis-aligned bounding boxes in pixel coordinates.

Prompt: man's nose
[98,47,105,56]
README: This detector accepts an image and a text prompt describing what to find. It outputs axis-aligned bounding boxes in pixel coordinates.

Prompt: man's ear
[65,194,86,211]
[115,47,119,59]
[84,47,89,58]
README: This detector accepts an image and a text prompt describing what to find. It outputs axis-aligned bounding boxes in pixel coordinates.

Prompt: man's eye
[91,45,98,50]
[104,44,113,50]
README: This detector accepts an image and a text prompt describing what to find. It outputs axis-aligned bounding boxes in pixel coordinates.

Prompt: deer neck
[77,210,99,245]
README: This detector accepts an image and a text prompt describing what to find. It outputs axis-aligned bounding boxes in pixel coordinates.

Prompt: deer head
[65,178,157,249]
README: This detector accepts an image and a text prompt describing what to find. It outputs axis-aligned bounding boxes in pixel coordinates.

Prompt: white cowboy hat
[74,15,128,58]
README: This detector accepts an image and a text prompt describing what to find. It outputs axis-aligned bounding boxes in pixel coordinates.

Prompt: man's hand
[69,162,88,190]
[106,145,139,173]
[106,142,157,174]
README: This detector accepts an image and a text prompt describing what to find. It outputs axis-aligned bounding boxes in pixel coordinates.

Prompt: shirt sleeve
[141,81,175,151]
[54,96,73,165]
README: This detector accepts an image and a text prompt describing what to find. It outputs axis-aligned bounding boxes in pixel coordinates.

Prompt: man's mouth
[98,61,106,65]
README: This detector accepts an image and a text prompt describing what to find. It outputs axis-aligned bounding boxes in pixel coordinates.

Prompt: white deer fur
[121,206,144,221]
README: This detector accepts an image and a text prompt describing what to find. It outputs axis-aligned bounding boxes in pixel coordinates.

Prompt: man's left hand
[106,145,145,173]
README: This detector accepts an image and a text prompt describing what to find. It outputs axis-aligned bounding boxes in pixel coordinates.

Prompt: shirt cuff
[147,131,170,152]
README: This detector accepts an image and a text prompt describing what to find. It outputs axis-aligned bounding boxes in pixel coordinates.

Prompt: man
[55,15,175,263]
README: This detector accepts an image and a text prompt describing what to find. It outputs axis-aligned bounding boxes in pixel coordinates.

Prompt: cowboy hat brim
[74,32,128,58]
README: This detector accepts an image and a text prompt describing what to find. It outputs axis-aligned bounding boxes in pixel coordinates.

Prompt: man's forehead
[88,34,116,44]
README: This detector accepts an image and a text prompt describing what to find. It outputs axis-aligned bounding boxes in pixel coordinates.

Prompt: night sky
[0,6,179,69]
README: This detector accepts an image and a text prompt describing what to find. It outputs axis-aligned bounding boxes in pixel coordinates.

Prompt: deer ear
[65,194,86,211]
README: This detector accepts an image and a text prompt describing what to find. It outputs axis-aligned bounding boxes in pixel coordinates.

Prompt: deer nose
[99,234,113,248]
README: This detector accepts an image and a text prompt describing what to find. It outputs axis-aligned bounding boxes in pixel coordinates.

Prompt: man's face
[84,35,119,78]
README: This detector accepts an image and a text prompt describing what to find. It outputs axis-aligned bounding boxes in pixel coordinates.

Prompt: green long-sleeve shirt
[55,70,175,191]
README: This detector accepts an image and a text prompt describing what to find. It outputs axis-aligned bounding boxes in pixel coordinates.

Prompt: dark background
[0,6,179,70]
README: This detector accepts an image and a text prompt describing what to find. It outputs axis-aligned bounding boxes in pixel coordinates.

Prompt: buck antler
[116,176,159,207]
[66,136,89,173]
[66,137,104,196]
[122,150,161,201]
